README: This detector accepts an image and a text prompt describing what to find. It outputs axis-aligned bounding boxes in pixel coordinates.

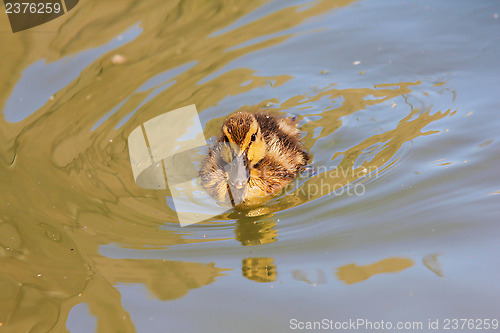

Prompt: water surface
[1,0,499,332]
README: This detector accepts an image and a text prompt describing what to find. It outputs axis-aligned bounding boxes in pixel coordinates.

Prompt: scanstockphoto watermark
[302,181,367,199]
[3,0,80,33]
[281,165,380,200]
[127,104,381,226]
[289,318,500,331]
[290,318,424,331]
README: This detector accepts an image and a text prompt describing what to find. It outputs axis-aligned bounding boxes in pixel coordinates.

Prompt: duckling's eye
[251,133,256,142]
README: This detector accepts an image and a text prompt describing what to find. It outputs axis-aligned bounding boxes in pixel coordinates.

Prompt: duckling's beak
[226,153,250,205]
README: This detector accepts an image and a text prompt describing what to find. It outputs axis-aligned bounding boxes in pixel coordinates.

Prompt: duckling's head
[221,112,266,165]
[219,112,266,204]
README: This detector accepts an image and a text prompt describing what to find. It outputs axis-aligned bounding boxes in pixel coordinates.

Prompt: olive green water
[1,0,499,332]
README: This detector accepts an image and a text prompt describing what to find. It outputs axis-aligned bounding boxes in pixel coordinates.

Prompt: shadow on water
[0,0,459,331]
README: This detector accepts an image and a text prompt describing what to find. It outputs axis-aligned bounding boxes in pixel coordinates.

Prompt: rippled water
[1,0,499,332]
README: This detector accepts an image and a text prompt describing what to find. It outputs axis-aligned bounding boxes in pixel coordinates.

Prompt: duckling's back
[254,113,309,182]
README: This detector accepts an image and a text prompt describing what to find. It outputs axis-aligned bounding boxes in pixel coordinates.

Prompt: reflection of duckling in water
[234,215,278,246]
[242,257,277,283]
[200,112,309,208]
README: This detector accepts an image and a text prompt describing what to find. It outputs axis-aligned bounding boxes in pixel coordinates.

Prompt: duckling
[199,111,309,209]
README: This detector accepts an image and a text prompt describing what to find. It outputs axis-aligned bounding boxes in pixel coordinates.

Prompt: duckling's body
[200,112,309,209]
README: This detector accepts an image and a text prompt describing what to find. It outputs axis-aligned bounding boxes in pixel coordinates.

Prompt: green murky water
[1,0,499,332]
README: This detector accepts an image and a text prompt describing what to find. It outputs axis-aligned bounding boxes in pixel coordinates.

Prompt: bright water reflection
[1,0,499,332]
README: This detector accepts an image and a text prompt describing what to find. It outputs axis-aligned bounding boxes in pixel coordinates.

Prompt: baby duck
[200,111,309,209]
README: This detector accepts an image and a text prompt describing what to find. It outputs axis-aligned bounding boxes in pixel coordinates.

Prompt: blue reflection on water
[3,24,142,123]
[66,303,96,333]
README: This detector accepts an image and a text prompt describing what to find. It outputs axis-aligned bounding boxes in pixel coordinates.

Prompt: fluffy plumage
[200,111,309,208]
